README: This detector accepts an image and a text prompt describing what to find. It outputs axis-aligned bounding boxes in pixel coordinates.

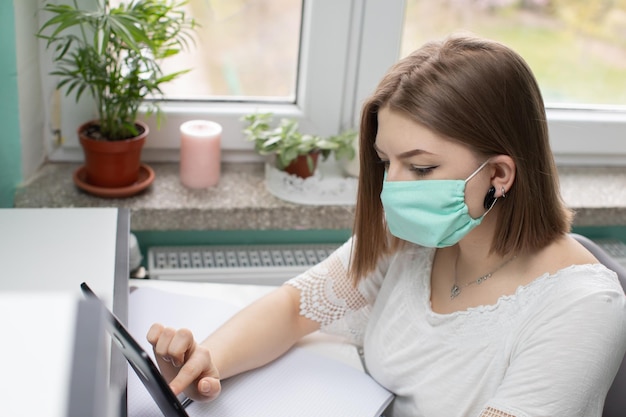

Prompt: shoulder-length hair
[350,34,572,283]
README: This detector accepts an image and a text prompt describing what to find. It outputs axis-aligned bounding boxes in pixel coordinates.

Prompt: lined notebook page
[127,286,393,417]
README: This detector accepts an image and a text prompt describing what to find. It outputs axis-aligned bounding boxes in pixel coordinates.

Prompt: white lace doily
[264,160,358,205]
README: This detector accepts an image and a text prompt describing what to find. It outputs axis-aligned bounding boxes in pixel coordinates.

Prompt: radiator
[147,243,340,286]
[146,240,626,286]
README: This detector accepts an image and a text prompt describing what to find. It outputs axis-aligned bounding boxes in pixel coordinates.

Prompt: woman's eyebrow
[373,143,434,159]
[398,149,432,159]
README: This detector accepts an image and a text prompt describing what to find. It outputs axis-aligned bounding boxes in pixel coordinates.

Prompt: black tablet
[80,282,191,417]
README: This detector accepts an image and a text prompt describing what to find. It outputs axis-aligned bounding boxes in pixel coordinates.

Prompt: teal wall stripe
[572,225,626,241]
[0,0,22,208]
[135,227,623,249]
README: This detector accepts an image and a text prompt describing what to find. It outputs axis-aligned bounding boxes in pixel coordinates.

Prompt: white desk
[0,208,130,417]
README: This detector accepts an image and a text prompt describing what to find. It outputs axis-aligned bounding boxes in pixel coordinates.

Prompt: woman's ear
[488,155,515,198]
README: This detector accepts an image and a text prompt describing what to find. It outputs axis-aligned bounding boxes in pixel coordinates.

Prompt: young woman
[148,35,626,417]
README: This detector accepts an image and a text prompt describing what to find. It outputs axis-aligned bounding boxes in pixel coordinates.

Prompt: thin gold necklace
[450,254,517,300]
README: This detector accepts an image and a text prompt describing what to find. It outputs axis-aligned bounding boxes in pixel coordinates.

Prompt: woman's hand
[147,323,221,402]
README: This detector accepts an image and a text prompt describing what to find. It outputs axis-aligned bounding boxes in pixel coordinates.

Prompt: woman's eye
[410,165,437,176]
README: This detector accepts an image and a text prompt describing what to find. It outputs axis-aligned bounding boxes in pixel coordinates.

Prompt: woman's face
[374,106,491,218]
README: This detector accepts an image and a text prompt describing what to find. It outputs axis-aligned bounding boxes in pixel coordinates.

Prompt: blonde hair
[350,35,573,283]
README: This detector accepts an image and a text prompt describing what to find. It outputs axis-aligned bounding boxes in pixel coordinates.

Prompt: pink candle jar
[179,120,222,188]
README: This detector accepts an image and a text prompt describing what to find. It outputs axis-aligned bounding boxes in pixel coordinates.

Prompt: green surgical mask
[381,160,493,248]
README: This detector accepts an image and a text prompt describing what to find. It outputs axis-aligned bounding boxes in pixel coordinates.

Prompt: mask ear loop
[465,159,490,183]
[465,160,497,217]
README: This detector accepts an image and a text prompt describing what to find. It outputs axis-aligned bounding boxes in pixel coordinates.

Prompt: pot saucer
[73,164,155,198]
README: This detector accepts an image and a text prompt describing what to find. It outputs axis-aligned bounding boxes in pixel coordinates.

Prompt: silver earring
[501,186,506,198]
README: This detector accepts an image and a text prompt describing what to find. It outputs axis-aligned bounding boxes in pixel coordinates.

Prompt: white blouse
[287,238,626,417]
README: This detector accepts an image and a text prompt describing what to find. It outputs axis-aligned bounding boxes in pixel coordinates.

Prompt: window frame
[546,107,626,165]
[41,0,626,166]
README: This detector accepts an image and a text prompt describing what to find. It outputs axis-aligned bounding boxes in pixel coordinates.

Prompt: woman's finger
[197,376,222,401]
[168,328,195,367]
[146,323,164,346]
[169,346,215,397]
[153,326,176,360]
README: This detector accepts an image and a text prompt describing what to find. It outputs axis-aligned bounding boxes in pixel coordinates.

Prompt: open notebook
[126,285,394,417]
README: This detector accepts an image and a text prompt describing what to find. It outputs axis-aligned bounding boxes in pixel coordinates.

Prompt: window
[143,0,303,101]
[42,0,626,165]
[401,0,626,106]
[398,0,626,165]
[43,0,363,163]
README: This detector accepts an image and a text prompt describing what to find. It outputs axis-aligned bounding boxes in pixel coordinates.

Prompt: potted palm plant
[38,0,197,194]
[242,113,357,178]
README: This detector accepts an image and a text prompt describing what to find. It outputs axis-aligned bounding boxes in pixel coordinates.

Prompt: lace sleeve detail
[479,408,516,417]
[285,238,385,345]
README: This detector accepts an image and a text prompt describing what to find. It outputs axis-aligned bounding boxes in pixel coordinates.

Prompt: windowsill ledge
[13,162,355,231]
[13,162,626,230]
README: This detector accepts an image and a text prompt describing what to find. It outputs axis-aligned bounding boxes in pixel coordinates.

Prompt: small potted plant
[38,0,197,194]
[242,113,357,178]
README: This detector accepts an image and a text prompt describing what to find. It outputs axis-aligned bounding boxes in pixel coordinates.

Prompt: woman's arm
[203,284,319,378]
[147,284,320,401]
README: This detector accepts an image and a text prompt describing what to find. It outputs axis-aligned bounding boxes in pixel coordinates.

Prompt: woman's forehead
[375,107,472,157]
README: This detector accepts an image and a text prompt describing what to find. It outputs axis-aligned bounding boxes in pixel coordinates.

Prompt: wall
[15,1,46,181]
[0,0,22,207]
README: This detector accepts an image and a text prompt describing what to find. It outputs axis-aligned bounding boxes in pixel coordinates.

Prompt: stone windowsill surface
[13,162,626,231]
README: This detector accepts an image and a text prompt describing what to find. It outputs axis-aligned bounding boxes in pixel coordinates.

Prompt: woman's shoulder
[518,263,624,334]
[497,235,623,317]
[549,262,622,295]
[537,234,624,295]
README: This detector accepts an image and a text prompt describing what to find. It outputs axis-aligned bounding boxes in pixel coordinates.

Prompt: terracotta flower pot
[283,152,320,179]
[78,120,149,188]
